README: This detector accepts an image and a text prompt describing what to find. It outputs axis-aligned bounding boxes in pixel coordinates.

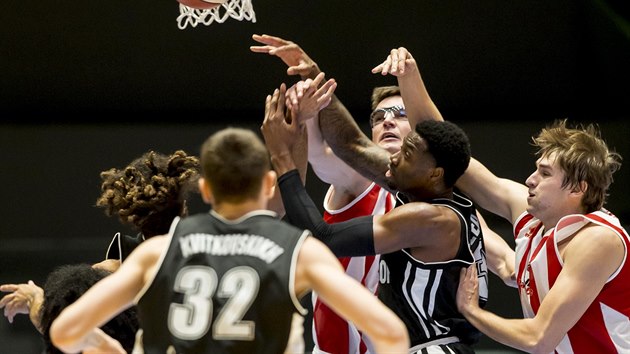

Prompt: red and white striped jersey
[311,183,395,354]
[514,209,630,354]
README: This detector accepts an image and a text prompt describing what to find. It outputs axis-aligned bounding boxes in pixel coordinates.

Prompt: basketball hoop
[176,0,256,29]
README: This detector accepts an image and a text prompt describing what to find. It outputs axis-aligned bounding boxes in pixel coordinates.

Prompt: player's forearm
[456,158,518,222]
[278,170,375,257]
[270,151,298,177]
[292,125,308,185]
[480,221,516,287]
[462,306,547,353]
[306,115,361,186]
[28,289,44,333]
[397,67,443,129]
[318,95,364,149]
[268,127,308,217]
[305,116,336,180]
[318,95,390,184]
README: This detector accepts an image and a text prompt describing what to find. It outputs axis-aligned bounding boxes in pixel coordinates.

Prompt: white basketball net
[176,0,256,30]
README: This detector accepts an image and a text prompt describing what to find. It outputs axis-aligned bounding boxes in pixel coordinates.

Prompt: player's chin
[385,175,398,191]
[525,203,537,216]
[378,141,402,154]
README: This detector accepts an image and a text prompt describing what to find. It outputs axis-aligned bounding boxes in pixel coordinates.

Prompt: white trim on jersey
[289,230,309,315]
[408,336,460,353]
[134,217,180,304]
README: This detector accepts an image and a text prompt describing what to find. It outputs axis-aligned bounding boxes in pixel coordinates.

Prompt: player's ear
[263,170,278,199]
[570,180,588,197]
[431,166,444,181]
[198,177,214,205]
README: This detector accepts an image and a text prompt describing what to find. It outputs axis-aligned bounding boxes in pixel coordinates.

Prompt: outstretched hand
[261,84,303,170]
[456,264,480,316]
[372,47,418,77]
[285,72,337,124]
[250,34,321,79]
[0,280,44,325]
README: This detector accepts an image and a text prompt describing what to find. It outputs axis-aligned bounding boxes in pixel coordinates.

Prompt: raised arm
[370,47,526,223]
[318,95,392,190]
[285,74,370,191]
[305,112,367,188]
[456,158,529,224]
[250,34,321,80]
[317,47,449,191]
[372,47,444,128]
[295,237,410,353]
[251,34,374,194]
[264,87,459,257]
[266,122,307,217]
[477,212,516,287]
[267,86,310,217]
[263,87,378,256]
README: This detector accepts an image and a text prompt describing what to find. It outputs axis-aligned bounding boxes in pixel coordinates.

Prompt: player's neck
[213,199,265,220]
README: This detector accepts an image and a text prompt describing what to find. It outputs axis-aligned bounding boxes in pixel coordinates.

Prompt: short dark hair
[40,264,139,354]
[415,120,471,187]
[200,128,270,204]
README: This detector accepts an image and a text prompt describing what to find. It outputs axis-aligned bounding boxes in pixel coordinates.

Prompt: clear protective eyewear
[369,105,408,127]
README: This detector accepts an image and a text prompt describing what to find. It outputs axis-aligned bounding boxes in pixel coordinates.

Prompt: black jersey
[135,210,308,354]
[105,232,145,262]
[377,192,489,353]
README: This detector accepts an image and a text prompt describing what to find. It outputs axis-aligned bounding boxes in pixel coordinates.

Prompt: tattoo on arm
[318,95,391,187]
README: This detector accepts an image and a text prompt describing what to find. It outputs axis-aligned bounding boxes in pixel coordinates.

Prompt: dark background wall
[2,0,629,122]
[1,0,629,352]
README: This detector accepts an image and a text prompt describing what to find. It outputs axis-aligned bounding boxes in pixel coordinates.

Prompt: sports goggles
[369,105,408,127]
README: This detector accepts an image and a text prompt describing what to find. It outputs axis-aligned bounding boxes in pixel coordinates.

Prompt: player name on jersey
[178,233,285,263]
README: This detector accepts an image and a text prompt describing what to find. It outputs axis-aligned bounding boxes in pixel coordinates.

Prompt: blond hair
[533,119,622,212]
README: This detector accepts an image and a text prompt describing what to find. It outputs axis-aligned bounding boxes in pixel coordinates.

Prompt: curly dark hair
[39,264,139,354]
[96,150,200,237]
[415,120,471,188]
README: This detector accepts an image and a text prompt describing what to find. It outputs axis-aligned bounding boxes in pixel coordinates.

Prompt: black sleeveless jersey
[377,192,489,351]
[135,210,308,354]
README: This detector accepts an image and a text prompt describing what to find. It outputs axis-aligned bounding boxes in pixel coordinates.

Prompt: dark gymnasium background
[1,0,629,352]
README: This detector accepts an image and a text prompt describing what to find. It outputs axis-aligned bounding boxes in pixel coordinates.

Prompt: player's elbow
[498,264,517,288]
[369,315,410,353]
[50,317,80,353]
[502,272,517,288]
[522,331,556,354]
[527,341,556,354]
[49,319,68,351]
